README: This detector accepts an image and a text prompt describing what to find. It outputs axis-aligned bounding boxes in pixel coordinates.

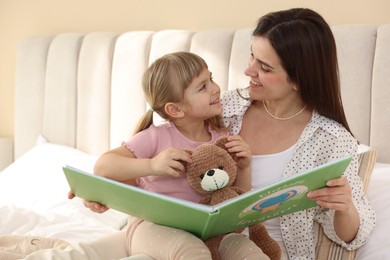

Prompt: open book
[63,156,352,240]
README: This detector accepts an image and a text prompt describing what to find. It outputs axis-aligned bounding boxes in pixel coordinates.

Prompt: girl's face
[180,68,222,120]
[244,36,298,102]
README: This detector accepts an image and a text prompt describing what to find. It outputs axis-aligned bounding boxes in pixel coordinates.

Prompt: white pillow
[0,139,97,209]
[357,143,371,153]
[0,138,128,242]
[356,163,390,259]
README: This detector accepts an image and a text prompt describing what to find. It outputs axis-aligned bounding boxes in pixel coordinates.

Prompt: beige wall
[1,0,390,138]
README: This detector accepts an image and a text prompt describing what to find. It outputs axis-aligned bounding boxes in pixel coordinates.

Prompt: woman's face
[244,36,298,102]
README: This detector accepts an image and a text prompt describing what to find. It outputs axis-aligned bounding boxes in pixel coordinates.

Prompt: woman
[221,8,376,259]
[23,8,375,260]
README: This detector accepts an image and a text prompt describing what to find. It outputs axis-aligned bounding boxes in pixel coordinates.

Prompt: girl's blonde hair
[133,51,226,134]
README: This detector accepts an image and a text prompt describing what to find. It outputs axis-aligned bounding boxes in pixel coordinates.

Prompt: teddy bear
[186,137,281,260]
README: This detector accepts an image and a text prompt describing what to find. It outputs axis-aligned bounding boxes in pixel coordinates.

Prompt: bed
[0,25,389,259]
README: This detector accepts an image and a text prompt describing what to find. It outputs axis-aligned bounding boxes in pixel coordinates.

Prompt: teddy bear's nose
[207,170,215,176]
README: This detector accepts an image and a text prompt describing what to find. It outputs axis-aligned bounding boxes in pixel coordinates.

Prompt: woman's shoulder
[301,112,358,160]
[221,88,251,116]
[311,111,354,139]
[312,111,342,128]
[221,87,249,103]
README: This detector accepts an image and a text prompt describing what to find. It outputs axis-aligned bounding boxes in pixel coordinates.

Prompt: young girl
[24,52,273,260]
[91,51,261,259]
[94,51,277,260]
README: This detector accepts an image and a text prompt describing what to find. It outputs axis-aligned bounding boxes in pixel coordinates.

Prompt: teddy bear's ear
[215,137,237,161]
[215,137,228,149]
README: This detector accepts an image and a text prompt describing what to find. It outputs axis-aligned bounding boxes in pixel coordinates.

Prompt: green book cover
[63,156,352,240]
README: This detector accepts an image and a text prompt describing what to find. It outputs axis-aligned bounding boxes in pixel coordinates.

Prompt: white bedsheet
[0,205,122,243]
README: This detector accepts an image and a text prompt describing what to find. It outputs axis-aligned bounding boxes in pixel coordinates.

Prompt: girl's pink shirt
[122,121,228,203]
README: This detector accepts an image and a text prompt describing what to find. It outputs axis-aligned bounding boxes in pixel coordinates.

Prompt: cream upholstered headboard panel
[15,25,390,163]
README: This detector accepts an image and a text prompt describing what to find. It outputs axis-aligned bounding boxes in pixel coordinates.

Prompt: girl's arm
[94,145,151,182]
[77,145,192,213]
[94,145,192,182]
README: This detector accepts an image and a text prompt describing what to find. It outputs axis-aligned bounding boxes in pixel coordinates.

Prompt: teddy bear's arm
[231,186,246,196]
[199,195,212,205]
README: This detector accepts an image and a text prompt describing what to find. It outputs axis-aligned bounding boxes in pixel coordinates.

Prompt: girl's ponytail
[133,109,154,135]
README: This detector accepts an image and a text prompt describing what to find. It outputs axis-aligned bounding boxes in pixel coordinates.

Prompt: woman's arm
[310,131,376,248]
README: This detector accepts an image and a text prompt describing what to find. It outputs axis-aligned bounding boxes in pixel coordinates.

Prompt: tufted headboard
[15,25,390,163]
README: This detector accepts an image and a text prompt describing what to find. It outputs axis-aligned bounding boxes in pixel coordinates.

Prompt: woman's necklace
[262,101,307,121]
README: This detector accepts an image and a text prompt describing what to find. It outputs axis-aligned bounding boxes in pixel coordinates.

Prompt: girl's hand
[150,148,192,177]
[67,191,109,213]
[307,176,354,213]
[225,135,252,171]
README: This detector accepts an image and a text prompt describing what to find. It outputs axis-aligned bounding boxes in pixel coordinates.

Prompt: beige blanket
[0,235,69,260]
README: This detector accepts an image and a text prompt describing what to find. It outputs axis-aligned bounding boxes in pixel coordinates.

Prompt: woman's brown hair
[253,8,353,135]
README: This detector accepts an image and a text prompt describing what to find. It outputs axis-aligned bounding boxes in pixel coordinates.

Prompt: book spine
[200,210,220,240]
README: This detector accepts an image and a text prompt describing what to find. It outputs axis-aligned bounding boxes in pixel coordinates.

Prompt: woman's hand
[150,148,192,177]
[67,191,109,213]
[67,179,136,214]
[307,176,360,242]
[307,176,354,212]
[82,199,110,213]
